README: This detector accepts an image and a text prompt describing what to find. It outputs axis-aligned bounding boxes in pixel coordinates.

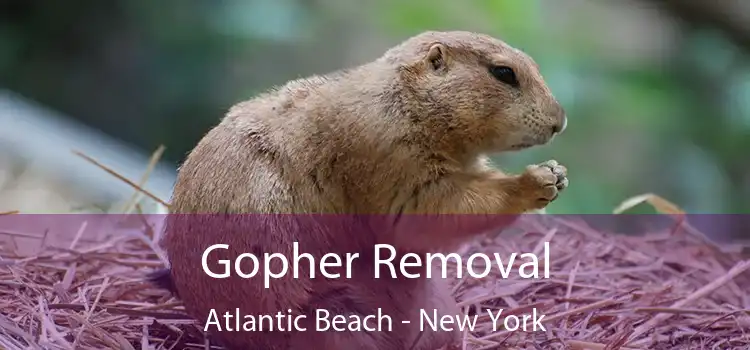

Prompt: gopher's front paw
[519,160,568,210]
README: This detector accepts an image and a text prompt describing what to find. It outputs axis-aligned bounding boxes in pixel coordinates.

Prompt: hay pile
[1,211,748,350]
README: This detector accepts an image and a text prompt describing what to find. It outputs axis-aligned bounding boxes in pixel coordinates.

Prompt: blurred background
[0,0,749,215]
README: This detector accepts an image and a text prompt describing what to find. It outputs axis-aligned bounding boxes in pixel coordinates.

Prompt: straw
[1,151,748,349]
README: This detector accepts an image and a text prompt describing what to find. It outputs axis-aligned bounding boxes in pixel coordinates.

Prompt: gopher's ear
[424,43,449,71]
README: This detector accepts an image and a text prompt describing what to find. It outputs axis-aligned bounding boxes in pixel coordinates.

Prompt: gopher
[151,31,568,350]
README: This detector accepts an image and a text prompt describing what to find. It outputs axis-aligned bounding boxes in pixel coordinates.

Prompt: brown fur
[156,31,568,350]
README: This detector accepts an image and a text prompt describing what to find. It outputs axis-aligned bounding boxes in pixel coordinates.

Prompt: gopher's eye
[489,66,519,87]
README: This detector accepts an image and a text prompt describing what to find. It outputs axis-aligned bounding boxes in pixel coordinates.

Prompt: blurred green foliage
[0,0,748,214]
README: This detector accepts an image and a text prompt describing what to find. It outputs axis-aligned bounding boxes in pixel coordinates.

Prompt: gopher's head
[383,31,567,154]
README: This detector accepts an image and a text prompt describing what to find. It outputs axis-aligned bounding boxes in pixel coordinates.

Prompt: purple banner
[1,214,748,349]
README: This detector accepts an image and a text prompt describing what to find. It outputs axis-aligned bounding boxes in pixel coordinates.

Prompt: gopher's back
[171,77,339,214]
[171,71,417,215]
[160,73,413,349]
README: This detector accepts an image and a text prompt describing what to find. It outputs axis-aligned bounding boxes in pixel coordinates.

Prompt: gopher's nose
[553,115,567,135]
[551,103,567,135]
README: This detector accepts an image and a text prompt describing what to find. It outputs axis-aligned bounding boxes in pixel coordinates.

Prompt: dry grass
[1,212,749,349]
[1,150,749,349]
